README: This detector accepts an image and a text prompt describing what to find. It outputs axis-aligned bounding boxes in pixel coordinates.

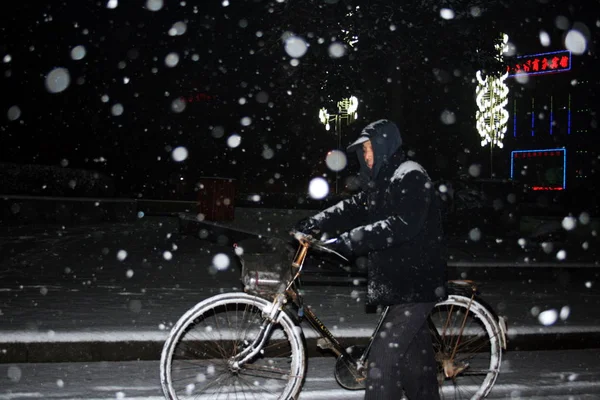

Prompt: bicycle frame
[297,281,484,380]
[287,237,387,366]
[228,293,284,368]
[291,238,348,356]
[235,235,499,383]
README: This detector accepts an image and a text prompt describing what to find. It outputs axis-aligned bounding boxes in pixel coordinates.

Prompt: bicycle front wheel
[430,295,502,400]
[160,292,306,400]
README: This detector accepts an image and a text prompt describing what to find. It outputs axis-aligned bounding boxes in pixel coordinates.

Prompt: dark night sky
[1,0,598,198]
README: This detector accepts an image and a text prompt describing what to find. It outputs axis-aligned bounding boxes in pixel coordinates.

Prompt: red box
[197,177,236,221]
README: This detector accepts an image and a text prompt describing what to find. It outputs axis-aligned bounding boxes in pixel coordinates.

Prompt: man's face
[362,140,374,169]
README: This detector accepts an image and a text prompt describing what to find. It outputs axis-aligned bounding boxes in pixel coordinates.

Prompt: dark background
[1,0,598,202]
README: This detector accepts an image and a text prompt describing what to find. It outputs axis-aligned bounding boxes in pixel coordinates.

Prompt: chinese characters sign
[506,50,571,77]
[512,149,564,158]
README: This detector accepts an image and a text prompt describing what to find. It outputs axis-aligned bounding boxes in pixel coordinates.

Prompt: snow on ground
[2,350,600,399]
[0,215,599,350]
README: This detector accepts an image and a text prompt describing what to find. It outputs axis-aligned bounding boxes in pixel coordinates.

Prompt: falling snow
[45,67,71,93]
[308,177,329,200]
[1,1,600,398]
[284,35,308,58]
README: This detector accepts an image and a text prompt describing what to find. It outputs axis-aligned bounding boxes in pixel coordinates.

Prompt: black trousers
[364,302,440,400]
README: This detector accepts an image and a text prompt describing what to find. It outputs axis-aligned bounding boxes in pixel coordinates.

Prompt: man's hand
[328,237,353,260]
[293,217,319,234]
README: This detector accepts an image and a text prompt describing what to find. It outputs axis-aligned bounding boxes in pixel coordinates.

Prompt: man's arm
[306,191,369,236]
[339,171,432,255]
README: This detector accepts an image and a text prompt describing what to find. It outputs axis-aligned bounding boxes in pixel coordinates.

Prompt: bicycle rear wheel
[430,295,502,400]
[160,292,306,400]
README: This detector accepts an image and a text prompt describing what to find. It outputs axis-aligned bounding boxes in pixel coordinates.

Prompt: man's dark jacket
[309,120,447,305]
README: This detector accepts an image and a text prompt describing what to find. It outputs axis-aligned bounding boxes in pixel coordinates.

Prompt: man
[296,119,446,399]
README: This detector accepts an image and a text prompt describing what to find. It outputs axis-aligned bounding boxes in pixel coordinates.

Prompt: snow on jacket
[309,120,447,305]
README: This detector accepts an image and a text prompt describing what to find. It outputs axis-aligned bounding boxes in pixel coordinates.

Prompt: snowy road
[2,349,600,399]
[0,216,599,398]
[1,216,600,365]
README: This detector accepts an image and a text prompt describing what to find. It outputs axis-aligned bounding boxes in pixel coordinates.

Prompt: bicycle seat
[448,279,478,294]
[448,279,475,286]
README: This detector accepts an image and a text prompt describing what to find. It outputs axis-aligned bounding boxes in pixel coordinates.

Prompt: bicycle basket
[237,237,294,297]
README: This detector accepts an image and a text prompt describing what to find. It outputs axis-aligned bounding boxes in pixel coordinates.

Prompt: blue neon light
[511,148,566,153]
[531,98,535,136]
[513,99,517,137]
[568,94,571,135]
[515,49,570,58]
[510,148,567,190]
[564,148,567,189]
[510,152,514,179]
[550,96,553,135]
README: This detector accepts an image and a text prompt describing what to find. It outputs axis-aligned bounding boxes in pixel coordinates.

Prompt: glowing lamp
[475,34,510,150]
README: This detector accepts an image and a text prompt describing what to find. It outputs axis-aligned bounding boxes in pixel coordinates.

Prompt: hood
[347,119,403,181]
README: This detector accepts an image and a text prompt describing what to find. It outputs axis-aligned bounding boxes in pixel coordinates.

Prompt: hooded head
[347,119,403,181]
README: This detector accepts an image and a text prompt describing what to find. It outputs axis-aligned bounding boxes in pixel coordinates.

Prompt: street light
[319,108,331,130]
[318,95,359,193]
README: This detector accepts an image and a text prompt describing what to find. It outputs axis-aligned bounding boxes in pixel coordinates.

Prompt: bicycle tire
[431,294,502,400]
[160,292,306,400]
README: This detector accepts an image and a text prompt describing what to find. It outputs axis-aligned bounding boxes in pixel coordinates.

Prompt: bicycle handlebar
[290,231,349,262]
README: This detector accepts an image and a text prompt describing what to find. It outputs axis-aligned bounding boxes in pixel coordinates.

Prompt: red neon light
[507,50,571,76]
[514,151,562,158]
[185,93,216,103]
[531,186,564,191]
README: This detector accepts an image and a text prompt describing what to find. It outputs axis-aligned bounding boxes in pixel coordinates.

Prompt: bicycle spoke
[431,295,502,400]
[239,363,296,380]
[210,307,227,358]
[235,370,284,398]
[237,372,266,400]
[175,341,226,361]
[238,303,257,347]
[191,368,231,396]
[459,369,496,376]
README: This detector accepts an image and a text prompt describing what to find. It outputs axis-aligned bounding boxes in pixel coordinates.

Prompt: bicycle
[160,232,508,399]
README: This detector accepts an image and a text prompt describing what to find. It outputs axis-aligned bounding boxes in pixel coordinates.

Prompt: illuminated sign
[476,70,509,148]
[531,186,564,191]
[506,50,571,77]
[510,148,566,190]
[185,93,216,103]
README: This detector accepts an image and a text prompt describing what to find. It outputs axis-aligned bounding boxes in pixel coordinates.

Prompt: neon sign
[531,186,564,191]
[185,93,216,103]
[506,50,571,77]
[510,148,566,190]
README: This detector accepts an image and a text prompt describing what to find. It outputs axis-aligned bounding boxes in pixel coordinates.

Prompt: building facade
[503,47,598,199]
